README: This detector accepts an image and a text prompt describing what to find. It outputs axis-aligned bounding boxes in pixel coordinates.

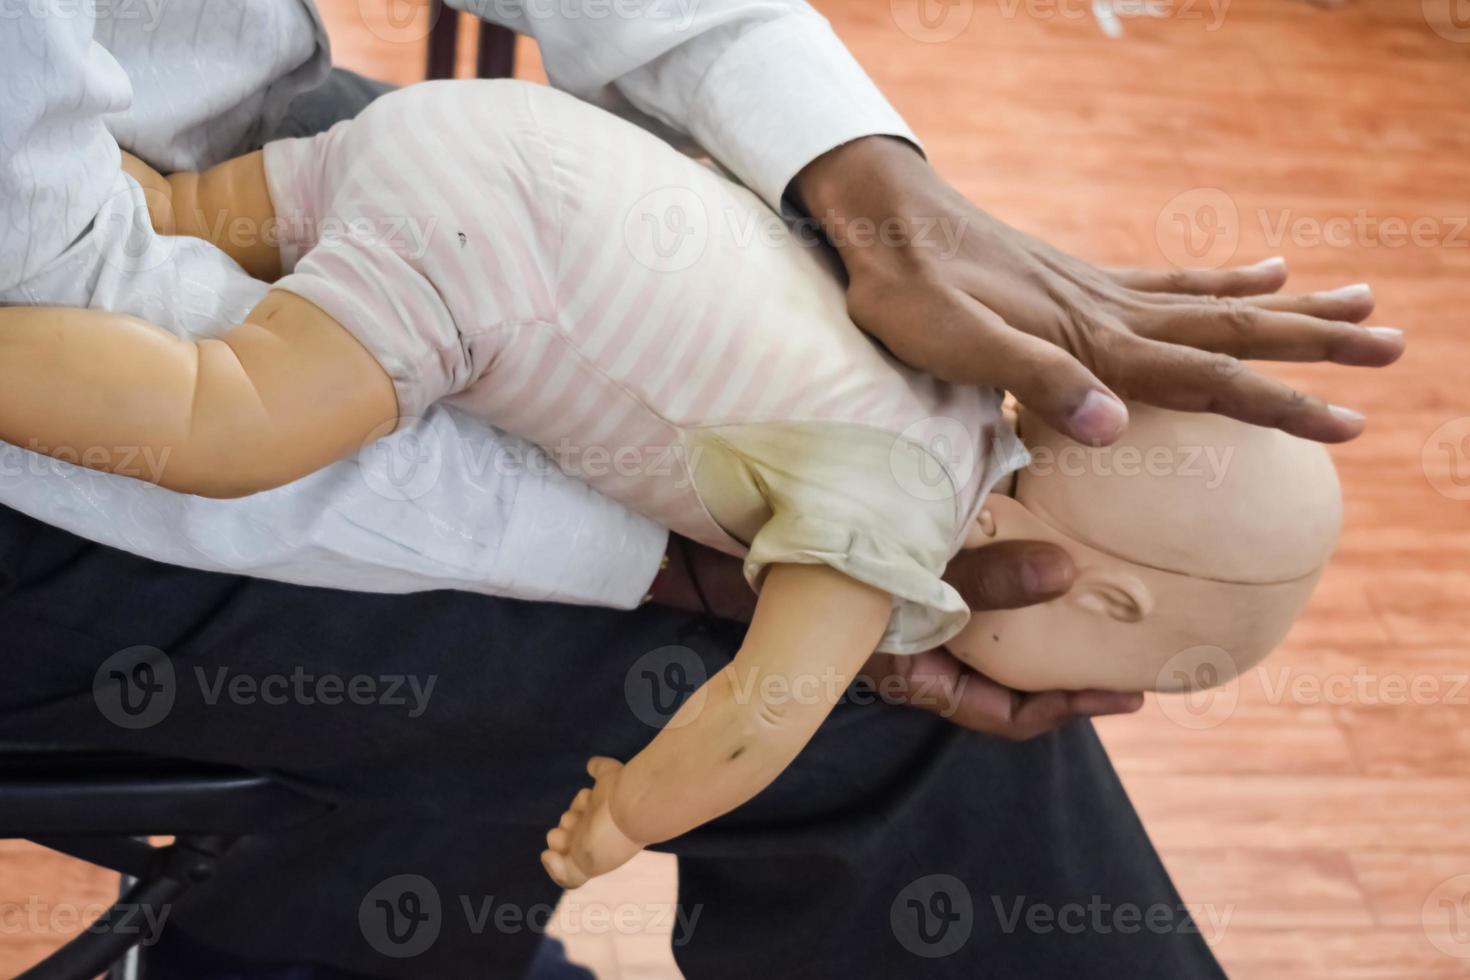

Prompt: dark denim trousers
[0,71,1225,979]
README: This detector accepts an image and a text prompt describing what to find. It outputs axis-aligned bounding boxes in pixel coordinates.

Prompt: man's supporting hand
[648,536,1143,740]
[867,541,1143,739]
[791,136,1405,445]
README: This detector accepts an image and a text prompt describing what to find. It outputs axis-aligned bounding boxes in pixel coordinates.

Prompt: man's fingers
[1136,303,1405,367]
[1137,282,1376,322]
[1005,689,1145,739]
[1106,257,1288,298]
[949,295,1129,445]
[1067,689,1146,717]
[1001,689,1083,740]
[943,540,1075,610]
[1232,283,1376,323]
[887,650,1045,738]
[1104,335,1366,442]
[869,650,1146,738]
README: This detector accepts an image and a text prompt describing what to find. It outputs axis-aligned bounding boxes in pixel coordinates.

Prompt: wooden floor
[4,1,1469,977]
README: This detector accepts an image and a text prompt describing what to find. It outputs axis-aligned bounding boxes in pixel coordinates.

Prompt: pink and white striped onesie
[263,80,1027,652]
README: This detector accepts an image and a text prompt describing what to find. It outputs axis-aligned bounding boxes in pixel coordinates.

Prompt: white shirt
[0,0,917,607]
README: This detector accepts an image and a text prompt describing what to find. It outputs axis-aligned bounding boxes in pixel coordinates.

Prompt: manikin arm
[121,150,282,281]
[1,141,390,498]
[0,294,396,498]
[542,562,891,888]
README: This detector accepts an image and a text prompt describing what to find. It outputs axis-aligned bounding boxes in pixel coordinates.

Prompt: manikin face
[946,405,1341,694]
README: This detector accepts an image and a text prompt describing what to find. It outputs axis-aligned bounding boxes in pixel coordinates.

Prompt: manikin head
[949,403,1342,693]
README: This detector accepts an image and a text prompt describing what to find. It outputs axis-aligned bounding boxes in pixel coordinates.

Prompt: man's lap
[0,499,1220,978]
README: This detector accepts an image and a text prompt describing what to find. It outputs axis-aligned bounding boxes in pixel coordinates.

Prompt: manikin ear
[1070,572,1154,624]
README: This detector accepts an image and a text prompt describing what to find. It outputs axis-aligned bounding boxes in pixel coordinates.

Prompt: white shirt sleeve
[0,9,666,608]
[454,0,920,210]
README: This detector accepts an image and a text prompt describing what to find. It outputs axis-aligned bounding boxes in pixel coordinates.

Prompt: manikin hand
[791,137,1404,447]
[649,536,1141,741]
[542,757,644,890]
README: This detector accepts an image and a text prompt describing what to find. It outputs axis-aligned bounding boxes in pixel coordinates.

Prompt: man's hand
[863,541,1143,740]
[648,536,1141,740]
[792,137,1404,445]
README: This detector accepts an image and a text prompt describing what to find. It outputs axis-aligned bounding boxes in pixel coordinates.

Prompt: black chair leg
[1,747,333,979]
[17,874,187,980]
[15,836,232,980]
[426,4,517,80]
[425,0,459,80]
[477,24,517,79]
[107,872,141,980]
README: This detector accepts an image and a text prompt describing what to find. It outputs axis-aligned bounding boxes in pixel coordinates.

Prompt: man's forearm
[646,535,759,623]
[476,0,917,214]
